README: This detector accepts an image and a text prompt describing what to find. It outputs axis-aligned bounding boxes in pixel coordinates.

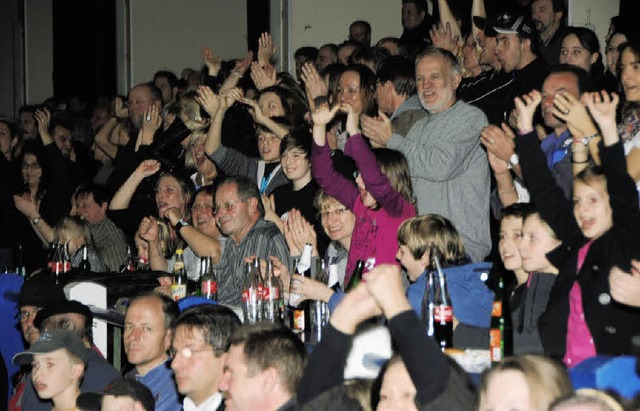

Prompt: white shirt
[183,392,223,411]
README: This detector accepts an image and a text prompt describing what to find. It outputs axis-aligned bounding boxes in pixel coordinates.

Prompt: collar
[183,392,223,411]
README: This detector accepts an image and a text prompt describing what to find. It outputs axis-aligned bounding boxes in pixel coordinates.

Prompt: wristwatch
[32,216,41,225]
[174,219,189,232]
[507,153,519,170]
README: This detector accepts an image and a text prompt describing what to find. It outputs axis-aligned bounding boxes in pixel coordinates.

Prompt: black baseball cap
[492,12,535,37]
[12,329,87,365]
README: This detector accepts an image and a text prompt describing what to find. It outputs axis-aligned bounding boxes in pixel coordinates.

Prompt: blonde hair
[479,355,574,411]
[397,214,466,270]
[55,216,93,247]
[184,130,207,170]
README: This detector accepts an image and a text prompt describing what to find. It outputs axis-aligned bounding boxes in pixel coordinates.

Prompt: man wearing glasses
[170,304,241,411]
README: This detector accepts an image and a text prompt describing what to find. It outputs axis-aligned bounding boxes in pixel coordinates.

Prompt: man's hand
[361,112,392,147]
[330,282,382,335]
[301,62,328,109]
[513,90,542,132]
[551,91,597,139]
[480,123,516,163]
[429,22,460,53]
[364,264,412,319]
[202,47,222,77]
[195,85,221,117]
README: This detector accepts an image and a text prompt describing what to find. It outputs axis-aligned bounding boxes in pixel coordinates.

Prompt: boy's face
[31,349,82,400]
[396,244,426,282]
[499,216,524,272]
[518,214,561,273]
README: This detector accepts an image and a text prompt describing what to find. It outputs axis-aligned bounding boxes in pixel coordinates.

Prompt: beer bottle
[490,275,513,362]
[79,245,91,271]
[291,245,312,339]
[15,243,26,278]
[420,270,436,337]
[345,260,365,292]
[170,248,188,301]
[61,242,71,273]
[119,245,135,273]
[49,242,62,284]
[199,256,218,301]
[432,255,453,351]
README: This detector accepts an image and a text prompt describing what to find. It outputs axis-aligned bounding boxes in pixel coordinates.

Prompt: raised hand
[240,96,269,125]
[513,90,542,132]
[220,87,243,111]
[300,62,328,108]
[234,50,254,78]
[429,22,460,53]
[261,193,279,223]
[34,108,51,137]
[584,91,619,130]
[114,96,129,119]
[331,281,382,334]
[284,209,317,256]
[551,91,597,139]
[341,103,360,136]
[311,102,341,127]
[195,85,220,117]
[140,105,162,147]
[257,32,278,67]
[13,193,40,219]
[250,62,277,91]
[361,112,392,147]
[163,207,183,227]
[135,159,161,178]
[202,47,222,77]
[138,216,159,243]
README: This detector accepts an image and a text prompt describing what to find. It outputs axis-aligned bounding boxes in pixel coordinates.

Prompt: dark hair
[229,322,306,394]
[562,27,604,86]
[258,85,307,129]
[217,175,265,217]
[402,0,428,13]
[376,37,408,57]
[175,304,241,356]
[320,43,339,56]
[321,63,347,105]
[153,70,179,89]
[0,117,19,139]
[17,142,47,199]
[102,378,155,411]
[74,183,111,207]
[48,110,75,136]
[18,104,37,117]
[377,56,416,96]
[256,115,292,137]
[294,46,319,61]
[279,127,312,158]
[348,45,390,73]
[547,63,592,94]
[129,291,180,331]
[338,63,379,117]
[350,20,371,36]
[156,168,196,222]
[372,147,415,205]
[501,202,535,221]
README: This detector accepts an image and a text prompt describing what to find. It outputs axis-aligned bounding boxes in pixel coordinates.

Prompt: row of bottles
[489,275,513,363]
[47,242,71,284]
[241,257,285,324]
[169,248,219,302]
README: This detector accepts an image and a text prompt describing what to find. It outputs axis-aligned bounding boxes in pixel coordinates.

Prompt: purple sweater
[312,134,416,284]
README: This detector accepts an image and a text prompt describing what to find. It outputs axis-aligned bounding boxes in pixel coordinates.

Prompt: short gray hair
[415,47,462,78]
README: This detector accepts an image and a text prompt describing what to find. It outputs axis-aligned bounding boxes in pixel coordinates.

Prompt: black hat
[34,300,93,329]
[17,272,66,308]
[472,15,498,37]
[492,12,535,37]
[12,329,87,365]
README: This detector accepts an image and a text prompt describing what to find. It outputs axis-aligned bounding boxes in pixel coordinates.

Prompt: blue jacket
[407,262,494,328]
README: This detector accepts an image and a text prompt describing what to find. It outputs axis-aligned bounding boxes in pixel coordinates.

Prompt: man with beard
[363,48,491,263]
[531,0,566,66]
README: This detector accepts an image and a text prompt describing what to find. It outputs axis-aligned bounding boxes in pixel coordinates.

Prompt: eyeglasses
[169,346,214,360]
[192,203,214,211]
[213,200,242,215]
[317,207,348,219]
[18,308,41,322]
[21,162,41,170]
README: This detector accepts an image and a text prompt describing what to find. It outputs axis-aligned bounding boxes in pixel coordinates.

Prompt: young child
[396,214,494,349]
[311,100,416,285]
[13,330,87,411]
[513,211,561,354]
[515,90,640,366]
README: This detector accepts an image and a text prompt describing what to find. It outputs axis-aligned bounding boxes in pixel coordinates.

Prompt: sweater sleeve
[388,310,451,406]
[311,140,359,210]
[207,146,260,186]
[344,134,410,217]
[296,323,352,405]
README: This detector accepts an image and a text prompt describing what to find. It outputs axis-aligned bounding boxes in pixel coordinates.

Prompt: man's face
[218,344,263,411]
[171,325,225,405]
[31,349,80,400]
[214,183,255,244]
[77,192,107,224]
[123,297,171,376]
[154,76,174,105]
[495,33,526,73]
[52,126,73,159]
[531,0,561,36]
[316,47,337,71]
[20,111,37,140]
[20,305,42,346]
[415,55,460,113]
[375,81,393,114]
[402,3,425,30]
[349,25,369,45]
[541,72,580,130]
[128,86,158,130]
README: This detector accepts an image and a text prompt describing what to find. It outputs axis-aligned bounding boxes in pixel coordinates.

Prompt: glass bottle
[170,248,188,301]
[262,260,282,323]
[291,245,312,339]
[199,256,218,301]
[15,243,27,278]
[241,259,261,324]
[490,275,513,363]
[344,259,365,292]
[79,245,91,271]
[119,245,135,273]
[432,255,453,351]
[421,270,436,337]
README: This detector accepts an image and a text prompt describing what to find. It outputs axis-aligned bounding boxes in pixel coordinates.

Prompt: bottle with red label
[199,256,218,301]
[242,259,262,324]
[489,275,512,362]
[432,255,453,351]
[262,260,282,323]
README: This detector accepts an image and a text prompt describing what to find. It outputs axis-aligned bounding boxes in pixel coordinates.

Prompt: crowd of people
[1,0,640,409]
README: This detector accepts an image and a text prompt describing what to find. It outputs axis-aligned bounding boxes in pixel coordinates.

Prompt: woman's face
[281,148,310,182]
[377,361,418,411]
[258,92,286,118]
[620,48,640,103]
[319,197,356,245]
[481,370,532,411]
[518,214,561,274]
[155,175,186,217]
[606,33,627,76]
[560,34,596,73]
[499,216,525,272]
[191,191,219,238]
[573,180,612,240]
[21,153,42,187]
[257,130,281,163]
[462,34,480,72]
[191,139,217,178]
[337,71,363,114]
[0,122,13,158]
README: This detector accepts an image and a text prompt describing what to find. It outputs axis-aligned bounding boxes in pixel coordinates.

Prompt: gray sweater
[386,100,491,262]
